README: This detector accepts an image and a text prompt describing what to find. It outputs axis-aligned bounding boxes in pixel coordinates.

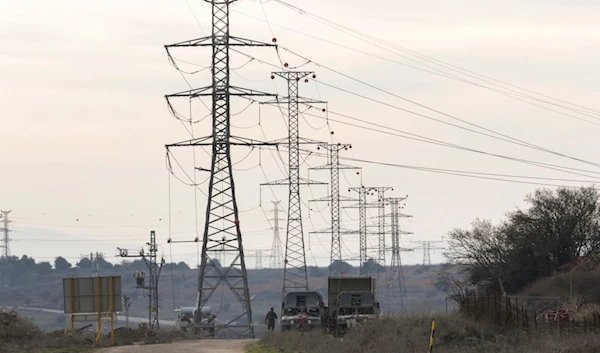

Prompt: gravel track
[95,339,257,353]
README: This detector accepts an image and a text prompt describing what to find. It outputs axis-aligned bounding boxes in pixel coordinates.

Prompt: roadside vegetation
[0,311,192,353]
[252,314,600,353]
[254,186,600,353]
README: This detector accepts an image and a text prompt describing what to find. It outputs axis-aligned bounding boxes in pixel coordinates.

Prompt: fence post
[493,294,497,325]
[515,297,519,327]
[428,320,436,353]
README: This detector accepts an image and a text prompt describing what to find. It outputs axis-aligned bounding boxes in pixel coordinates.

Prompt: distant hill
[0,255,450,331]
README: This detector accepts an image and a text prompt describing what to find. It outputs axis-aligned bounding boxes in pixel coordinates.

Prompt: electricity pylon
[117,231,165,329]
[411,240,444,266]
[372,187,393,270]
[1,211,12,259]
[163,0,277,338]
[310,143,358,275]
[387,197,413,314]
[270,201,283,269]
[0,211,12,285]
[346,186,378,275]
[261,71,325,300]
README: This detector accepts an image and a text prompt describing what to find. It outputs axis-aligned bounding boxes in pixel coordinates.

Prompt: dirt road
[95,339,257,353]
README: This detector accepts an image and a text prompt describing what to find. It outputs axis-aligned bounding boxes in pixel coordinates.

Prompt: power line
[269,0,600,122]
[263,144,599,188]
[230,49,600,172]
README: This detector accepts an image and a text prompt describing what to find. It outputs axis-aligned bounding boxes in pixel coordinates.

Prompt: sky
[1,0,599,269]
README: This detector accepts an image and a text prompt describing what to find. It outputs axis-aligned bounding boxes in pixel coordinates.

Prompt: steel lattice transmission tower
[411,240,444,266]
[310,143,358,275]
[373,187,393,269]
[270,201,283,269]
[117,231,165,330]
[347,187,376,275]
[0,210,12,259]
[0,210,12,285]
[262,71,325,298]
[164,0,276,338]
[387,197,413,314]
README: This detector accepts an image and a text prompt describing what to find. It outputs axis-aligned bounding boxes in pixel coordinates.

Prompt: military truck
[174,306,216,335]
[327,276,379,334]
[280,291,326,331]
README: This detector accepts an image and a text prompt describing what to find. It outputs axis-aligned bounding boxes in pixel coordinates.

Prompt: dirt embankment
[0,311,199,353]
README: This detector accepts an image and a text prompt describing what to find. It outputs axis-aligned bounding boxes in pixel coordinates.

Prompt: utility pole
[387,197,413,314]
[117,230,165,330]
[269,201,283,269]
[1,210,12,259]
[122,295,132,328]
[164,0,277,339]
[411,241,444,266]
[92,252,104,277]
[310,143,358,275]
[262,71,325,300]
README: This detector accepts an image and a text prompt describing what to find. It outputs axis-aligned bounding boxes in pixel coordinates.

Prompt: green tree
[35,262,53,275]
[308,266,325,277]
[362,258,384,274]
[445,187,600,293]
[329,260,354,275]
[177,261,190,270]
[54,256,72,271]
[76,257,93,269]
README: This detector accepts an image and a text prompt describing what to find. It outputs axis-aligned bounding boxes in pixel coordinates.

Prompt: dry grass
[522,269,600,304]
[0,311,195,353]
[256,314,600,353]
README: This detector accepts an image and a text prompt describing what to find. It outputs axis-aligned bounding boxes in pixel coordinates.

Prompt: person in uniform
[265,307,277,331]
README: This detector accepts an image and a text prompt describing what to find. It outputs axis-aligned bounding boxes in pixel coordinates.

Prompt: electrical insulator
[337,143,341,146]
[357,172,360,175]
[322,108,326,112]
[331,131,335,135]
[284,63,289,68]
[344,147,348,150]
[272,38,277,43]
[304,79,309,83]
[317,146,320,150]
[312,74,316,79]
[296,77,300,81]
[271,75,275,80]
[234,219,240,225]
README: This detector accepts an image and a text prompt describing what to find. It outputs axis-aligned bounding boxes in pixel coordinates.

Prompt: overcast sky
[1,0,599,269]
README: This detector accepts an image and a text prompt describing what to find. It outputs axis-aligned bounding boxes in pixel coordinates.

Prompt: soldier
[265,307,277,331]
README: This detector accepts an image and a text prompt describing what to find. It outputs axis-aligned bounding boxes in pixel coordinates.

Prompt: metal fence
[454,290,600,333]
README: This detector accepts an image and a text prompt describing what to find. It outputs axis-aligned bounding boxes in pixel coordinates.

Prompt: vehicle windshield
[283,292,322,317]
[337,292,375,315]
[284,292,321,308]
[283,307,321,317]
